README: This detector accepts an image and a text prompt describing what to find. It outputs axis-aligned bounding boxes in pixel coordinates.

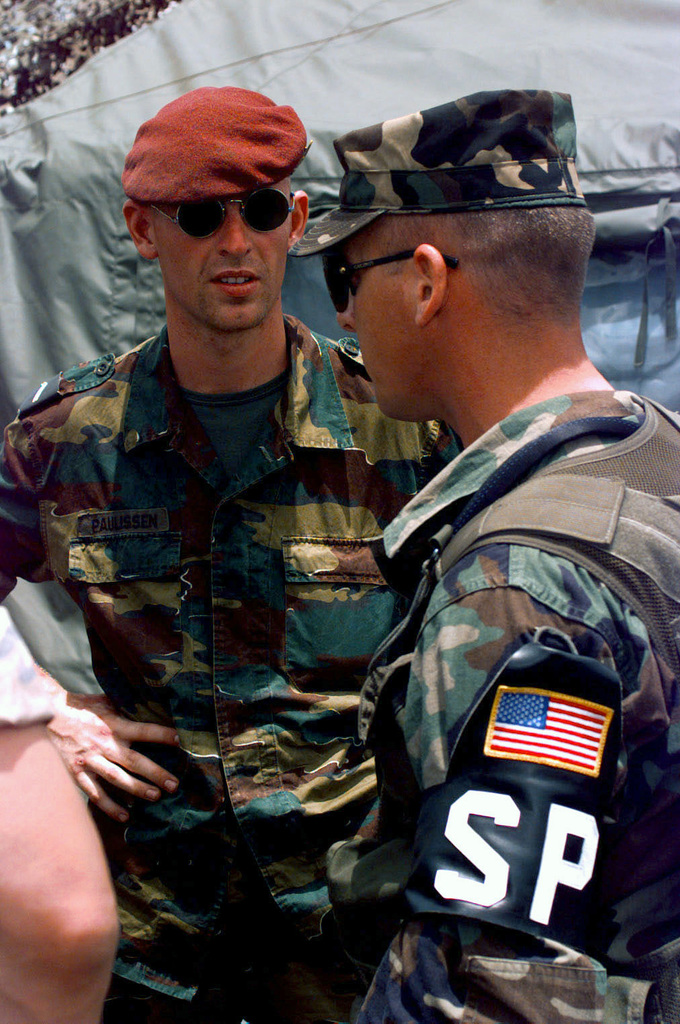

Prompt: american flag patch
[484,686,613,777]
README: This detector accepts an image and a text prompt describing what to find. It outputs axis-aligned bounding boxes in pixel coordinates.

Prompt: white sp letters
[530,804,599,924]
[434,790,520,907]
[433,789,598,925]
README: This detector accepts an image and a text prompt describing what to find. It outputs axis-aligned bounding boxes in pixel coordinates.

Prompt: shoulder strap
[448,414,640,534]
[438,399,680,678]
[17,353,117,419]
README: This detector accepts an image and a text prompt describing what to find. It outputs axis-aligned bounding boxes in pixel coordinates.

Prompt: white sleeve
[0,607,55,727]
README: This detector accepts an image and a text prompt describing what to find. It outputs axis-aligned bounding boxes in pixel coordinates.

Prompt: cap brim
[289,207,385,256]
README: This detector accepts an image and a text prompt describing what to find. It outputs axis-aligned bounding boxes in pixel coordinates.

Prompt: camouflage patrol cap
[291,89,586,256]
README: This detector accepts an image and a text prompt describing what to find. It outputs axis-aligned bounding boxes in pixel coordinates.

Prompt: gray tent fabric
[1,0,679,691]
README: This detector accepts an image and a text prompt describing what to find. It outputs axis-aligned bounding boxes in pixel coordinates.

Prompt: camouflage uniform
[0,314,453,1006]
[340,390,680,1024]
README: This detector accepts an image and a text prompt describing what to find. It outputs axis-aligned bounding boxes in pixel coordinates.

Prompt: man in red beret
[0,85,454,1023]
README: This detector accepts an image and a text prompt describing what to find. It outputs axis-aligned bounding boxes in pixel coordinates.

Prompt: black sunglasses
[322,249,459,312]
[151,188,295,238]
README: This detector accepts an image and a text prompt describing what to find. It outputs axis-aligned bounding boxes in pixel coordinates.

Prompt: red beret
[122,86,308,202]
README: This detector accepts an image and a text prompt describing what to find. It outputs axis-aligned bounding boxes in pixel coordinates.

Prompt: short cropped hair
[376,205,596,323]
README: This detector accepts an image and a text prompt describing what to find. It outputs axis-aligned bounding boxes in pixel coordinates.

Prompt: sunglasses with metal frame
[151,187,295,238]
[322,249,459,312]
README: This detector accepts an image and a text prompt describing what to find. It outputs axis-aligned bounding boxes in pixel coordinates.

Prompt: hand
[47,691,180,822]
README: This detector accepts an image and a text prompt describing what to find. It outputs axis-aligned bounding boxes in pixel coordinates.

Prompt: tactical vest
[329,396,680,1018]
[438,396,680,683]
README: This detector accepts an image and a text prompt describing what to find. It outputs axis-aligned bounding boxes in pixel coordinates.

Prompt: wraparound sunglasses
[322,249,459,312]
[151,187,295,238]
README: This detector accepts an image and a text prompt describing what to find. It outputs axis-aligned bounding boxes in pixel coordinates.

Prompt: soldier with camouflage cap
[0,85,456,1023]
[292,90,680,1022]
[292,87,585,255]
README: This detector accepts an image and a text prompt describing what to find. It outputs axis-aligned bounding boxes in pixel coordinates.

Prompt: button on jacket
[0,315,452,996]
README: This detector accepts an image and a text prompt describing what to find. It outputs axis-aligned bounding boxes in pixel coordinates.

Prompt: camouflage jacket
[0,315,453,998]
[346,391,680,1024]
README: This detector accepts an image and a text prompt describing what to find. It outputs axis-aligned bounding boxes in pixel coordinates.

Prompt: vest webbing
[438,397,680,682]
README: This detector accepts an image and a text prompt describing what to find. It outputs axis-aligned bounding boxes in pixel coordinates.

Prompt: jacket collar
[122,317,356,454]
[277,316,355,449]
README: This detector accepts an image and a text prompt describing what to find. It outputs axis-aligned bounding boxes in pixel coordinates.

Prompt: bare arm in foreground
[0,722,119,1024]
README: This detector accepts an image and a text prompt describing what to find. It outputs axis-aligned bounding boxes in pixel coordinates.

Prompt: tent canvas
[1,0,679,691]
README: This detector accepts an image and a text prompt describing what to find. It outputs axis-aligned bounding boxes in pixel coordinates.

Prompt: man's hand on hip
[47,691,180,821]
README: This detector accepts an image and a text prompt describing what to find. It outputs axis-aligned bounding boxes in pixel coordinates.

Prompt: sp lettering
[434,789,598,926]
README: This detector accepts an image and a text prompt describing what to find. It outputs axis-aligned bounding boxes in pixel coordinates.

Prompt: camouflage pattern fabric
[0,315,455,1000]
[291,89,585,257]
[348,391,680,1023]
[0,606,55,727]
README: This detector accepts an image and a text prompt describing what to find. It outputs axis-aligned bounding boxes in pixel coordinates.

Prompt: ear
[123,200,159,261]
[412,244,449,327]
[288,190,309,248]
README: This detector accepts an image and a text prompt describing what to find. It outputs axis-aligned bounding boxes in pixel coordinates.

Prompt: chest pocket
[282,537,400,693]
[68,533,181,582]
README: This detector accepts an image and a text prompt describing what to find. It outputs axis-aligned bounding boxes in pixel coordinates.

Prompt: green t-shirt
[182,369,288,477]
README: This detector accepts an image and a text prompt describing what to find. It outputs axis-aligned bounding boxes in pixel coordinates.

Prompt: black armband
[406,641,622,950]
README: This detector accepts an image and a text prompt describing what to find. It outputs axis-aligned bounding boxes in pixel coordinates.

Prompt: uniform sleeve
[356,918,616,1024]
[357,543,657,1023]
